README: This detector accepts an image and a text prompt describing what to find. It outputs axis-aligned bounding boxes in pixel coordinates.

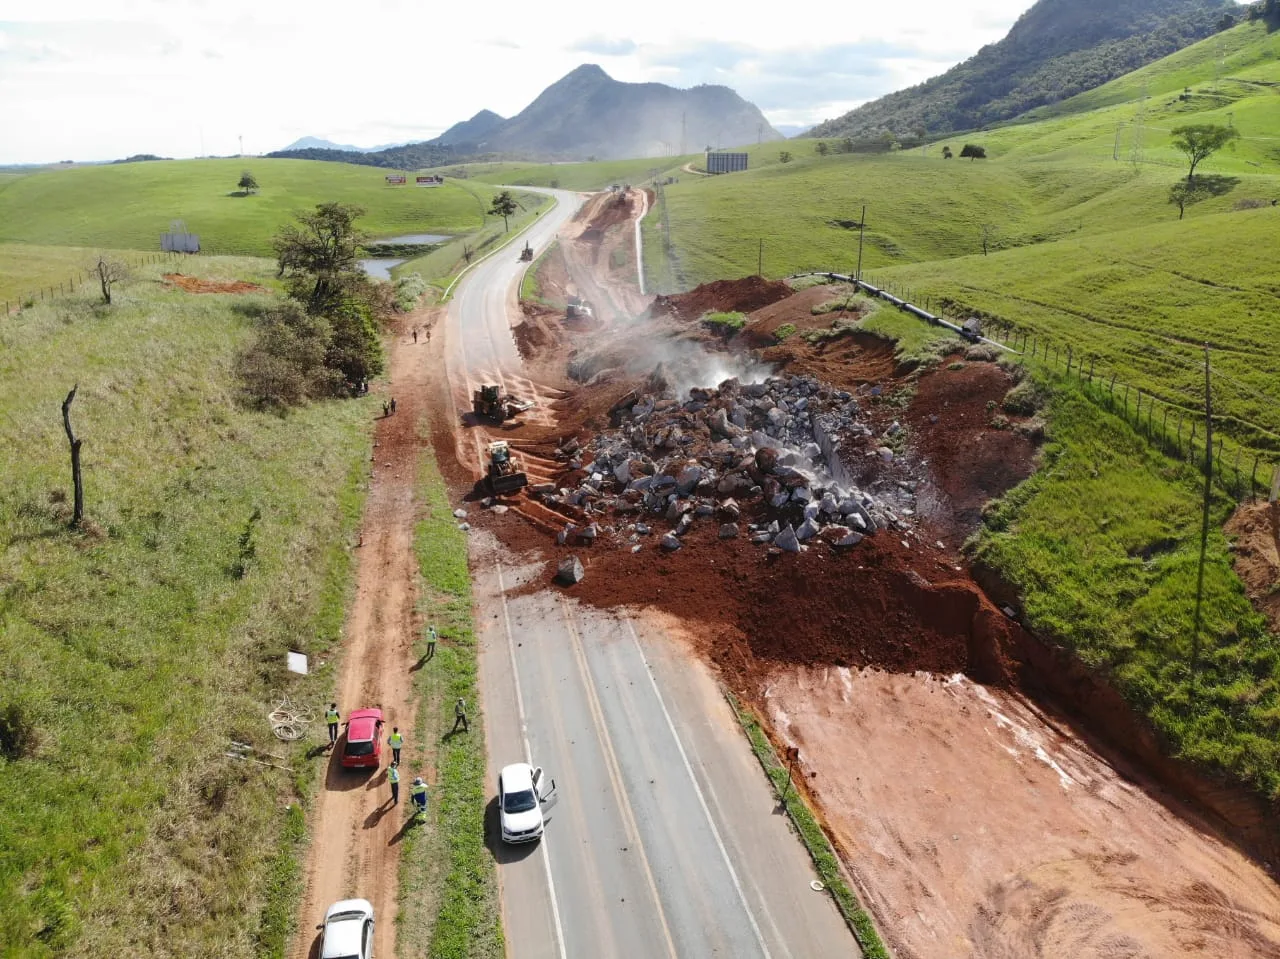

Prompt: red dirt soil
[163,273,265,294]
[1227,499,1280,633]
[649,276,794,322]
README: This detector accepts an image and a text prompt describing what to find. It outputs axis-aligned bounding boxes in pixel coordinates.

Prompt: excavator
[519,242,534,262]
[485,440,528,494]
[472,384,532,423]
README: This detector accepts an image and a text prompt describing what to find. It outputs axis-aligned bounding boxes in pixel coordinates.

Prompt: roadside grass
[973,376,1280,799]
[395,441,502,959]
[0,257,375,956]
[724,693,890,959]
[859,302,962,368]
[0,158,484,255]
[394,188,552,297]
[876,205,1280,453]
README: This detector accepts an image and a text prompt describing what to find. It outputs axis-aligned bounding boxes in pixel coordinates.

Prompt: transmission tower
[1129,80,1148,168]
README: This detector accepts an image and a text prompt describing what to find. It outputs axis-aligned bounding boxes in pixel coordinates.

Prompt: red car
[340,708,384,769]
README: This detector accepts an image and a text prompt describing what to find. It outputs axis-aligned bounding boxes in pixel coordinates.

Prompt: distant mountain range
[808,0,1238,140]
[278,135,419,154]
[268,65,781,167]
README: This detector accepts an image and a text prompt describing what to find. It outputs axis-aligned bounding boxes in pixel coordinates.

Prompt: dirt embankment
[1227,499,1280,634]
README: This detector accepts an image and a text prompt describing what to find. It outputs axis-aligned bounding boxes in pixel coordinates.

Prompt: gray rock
[661,533,682,551]
[695,503,715,517]
[481,497,494,508]
[719,523,740,539]
[580,524,599,542]
[750,531,773,544]
[802,442,822,461]
[719,498,741,520]
[792,487,813,504]
[878,446,894,463]
[556,524,576,545]
[770,490,791,509]
[629,475,654,492]
[491,505,509,515]
[452,508,468,519]
[796,517,821,541]
[613,460,632,484]
[676,465,702,495]
[774,524,802,553]
[767,520,780,535]
[635,523,651,535]
[556,556,585,585]
[457,522,471,531]
[676,513,694,536]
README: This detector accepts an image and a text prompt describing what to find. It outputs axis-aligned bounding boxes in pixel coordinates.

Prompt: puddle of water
[373,233,450,245]
[359,259,406,280]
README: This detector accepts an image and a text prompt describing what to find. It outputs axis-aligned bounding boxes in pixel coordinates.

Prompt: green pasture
[0,158,488,255]
[0,257,374,956]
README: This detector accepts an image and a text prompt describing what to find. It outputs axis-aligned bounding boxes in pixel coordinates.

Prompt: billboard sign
[415,175,444,186]
[385,175,406,185]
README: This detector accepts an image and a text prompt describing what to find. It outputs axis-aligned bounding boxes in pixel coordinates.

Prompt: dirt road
[765,666,1280,958]
[290,320,429,959]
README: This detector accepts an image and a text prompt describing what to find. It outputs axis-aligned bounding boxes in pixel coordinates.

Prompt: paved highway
[445,190,855,958]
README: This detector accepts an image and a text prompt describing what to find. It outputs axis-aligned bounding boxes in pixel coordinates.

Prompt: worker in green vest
[388,762,400,805]
[388,726,403,764]
[325,703,340,747]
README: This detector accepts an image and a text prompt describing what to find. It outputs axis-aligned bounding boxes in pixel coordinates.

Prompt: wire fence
[799,270,1279,505]
[3,250,190,316]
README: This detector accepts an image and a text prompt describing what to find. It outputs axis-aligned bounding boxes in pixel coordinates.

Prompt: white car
[499,762,552,843]
[317,898,374,959]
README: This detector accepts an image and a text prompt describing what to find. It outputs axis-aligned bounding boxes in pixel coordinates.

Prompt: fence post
[1124,383,1130,414]
[1109,372,1116,395]
[1162,407,1170,439]
[1066,346,1073,375]
[1234,447,1243,495]
[1216,435,1225,479]
[1251,456,1260,498]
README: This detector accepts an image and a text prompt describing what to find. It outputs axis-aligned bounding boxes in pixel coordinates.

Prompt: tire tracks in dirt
[290,317,434,959]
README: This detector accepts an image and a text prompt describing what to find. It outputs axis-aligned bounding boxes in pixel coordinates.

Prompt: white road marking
[557,596,680,959]
[496,560,567,959]
[623,615,774,959]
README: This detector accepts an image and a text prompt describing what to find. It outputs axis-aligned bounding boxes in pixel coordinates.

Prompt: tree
[92,255,129,304]
[779,151,793,163]
[61,385,85,526]
[980,222,995,255]
[815,141,829,156]
[236,302,338,407]
[238,170,259,194]
[960,144,987,160]
[1168,180,1209,220]
[942,146,954,160]
[272,202,368,315]
[1170,124,1239,182]
[488,190,519,232]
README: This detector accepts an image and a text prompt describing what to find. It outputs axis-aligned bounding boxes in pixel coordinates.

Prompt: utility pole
[855,205,867,282]
[1190,344,1213,691]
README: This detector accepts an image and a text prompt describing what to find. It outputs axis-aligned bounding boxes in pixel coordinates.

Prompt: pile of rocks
[532,373,921,555]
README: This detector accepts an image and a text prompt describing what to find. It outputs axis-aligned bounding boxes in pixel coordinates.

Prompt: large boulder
[555,556,585,585]
[774,524,802,553]
[676,464,703,495]
[796,517,821,542]
[661,533,682,551]
[719,523,740,539]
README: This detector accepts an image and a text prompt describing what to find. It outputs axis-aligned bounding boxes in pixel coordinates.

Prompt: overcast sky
[0,0,1036,164]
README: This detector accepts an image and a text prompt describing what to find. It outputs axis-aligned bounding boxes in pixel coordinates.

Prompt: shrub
[393,272,428,312]
[774,323,798,341]
[1002,377,1047,416]
[235,302,342,408]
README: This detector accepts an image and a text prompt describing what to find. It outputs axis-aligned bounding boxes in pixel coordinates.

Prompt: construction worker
[390,397,397,414]
[410,777,428,821]
[388,726,403,764]
[452,697,469,733]
[382,401,389,418]
[426,625,438,660]
[325,703,340,746]
[388,762,400,805]
[412,326,418,343]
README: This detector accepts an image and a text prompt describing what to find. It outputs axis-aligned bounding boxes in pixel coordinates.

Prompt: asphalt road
[448,190,855,958]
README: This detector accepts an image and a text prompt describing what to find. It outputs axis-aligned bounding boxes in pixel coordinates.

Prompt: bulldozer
[566,295,593,319]
[519,242,534,262]
[485,440,528,494]
[472,384,532,423]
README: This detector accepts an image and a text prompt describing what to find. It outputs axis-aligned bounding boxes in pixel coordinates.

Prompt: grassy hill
[0,158,492,255]
[0,259,373,956]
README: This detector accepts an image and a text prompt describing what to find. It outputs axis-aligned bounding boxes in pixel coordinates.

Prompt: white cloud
[0,0,1031,163]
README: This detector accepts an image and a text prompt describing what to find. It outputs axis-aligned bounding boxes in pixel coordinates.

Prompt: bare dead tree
[980,223,995,256]
[93,256,129,305]
[62,385,85,526]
